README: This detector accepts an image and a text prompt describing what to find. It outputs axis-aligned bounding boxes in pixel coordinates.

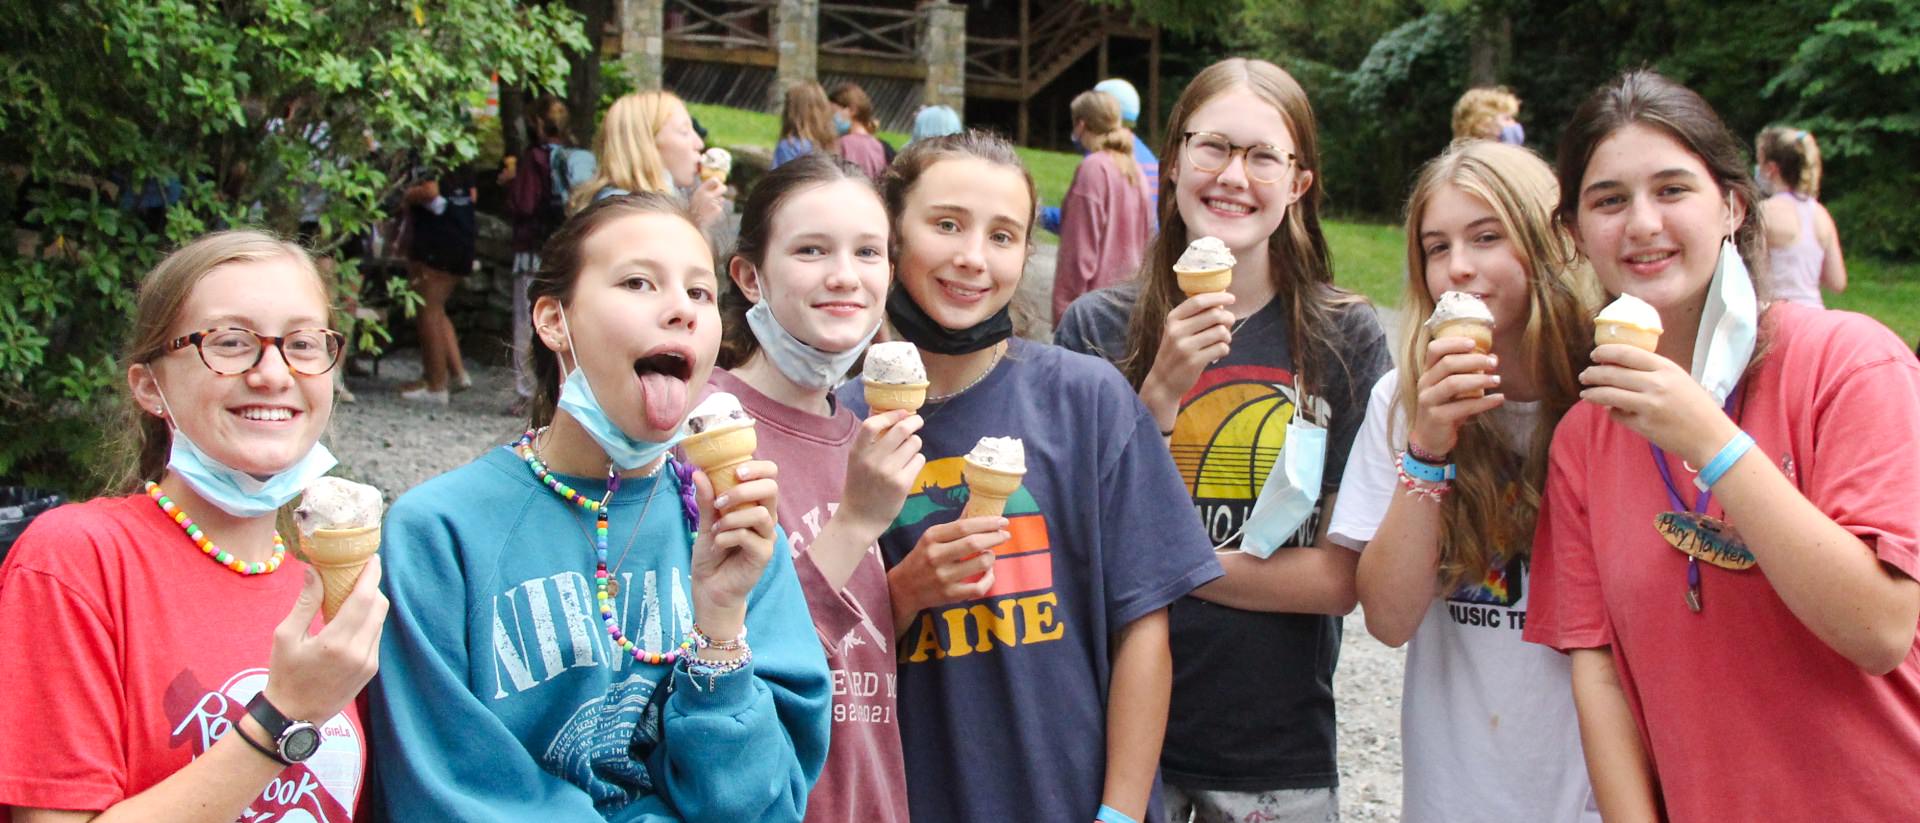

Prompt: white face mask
[743,269,881,390]
[1690,238,1759,406]
[1240,385,1328,558]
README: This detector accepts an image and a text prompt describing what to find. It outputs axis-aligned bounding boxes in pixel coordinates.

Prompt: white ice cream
[1596,293,1663,331]
[1174,236,1236,272]
[1424,290,1496,330]
[864,341,927,385]
[966,436,1026,471]
[687,392,752,434]
[295,477,384,535]
[700,147,732,178]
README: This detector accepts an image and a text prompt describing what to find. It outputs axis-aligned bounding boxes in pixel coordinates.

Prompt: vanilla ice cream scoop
[294,477,384,536]
[1174,236,1236,272]
[864,341,927,385]
[966,436,1026,471]
[1595,294,1662,330]
[687,392,752,434]
[1424,291,1496,330]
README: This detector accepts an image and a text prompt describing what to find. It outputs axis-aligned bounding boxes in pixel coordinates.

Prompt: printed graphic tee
[1057,282,1390,790]
[0,495,366,819]
[703,369,908,823]
[840,338,1222,823]
[1328,370,1598,823]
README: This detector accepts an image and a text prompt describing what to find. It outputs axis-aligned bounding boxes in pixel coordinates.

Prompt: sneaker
[401,386,449,405]
[452,372,475,394]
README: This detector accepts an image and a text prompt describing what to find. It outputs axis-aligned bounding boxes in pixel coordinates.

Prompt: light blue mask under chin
[1690,238,1759,406]
[159,389,338,518]
[744,276,881,390]
[554,307,687,471]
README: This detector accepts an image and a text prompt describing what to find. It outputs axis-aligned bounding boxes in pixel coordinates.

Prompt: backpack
[507,144,574,253]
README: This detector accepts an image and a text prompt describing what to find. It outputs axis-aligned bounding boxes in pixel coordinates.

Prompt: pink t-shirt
[0,495,367,819]
[1525,302,1920,820]
[836,133,890,182]
[705,369,909,823]
[1054,150,1152,323]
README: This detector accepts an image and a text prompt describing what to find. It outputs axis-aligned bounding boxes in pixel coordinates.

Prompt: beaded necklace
[145,481,285,575]
[513,429,700,666]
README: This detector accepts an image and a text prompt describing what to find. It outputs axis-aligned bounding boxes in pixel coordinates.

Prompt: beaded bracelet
[1406,441,1450,465]
[691,623,748,652]
[685,644,754,692]
[1396,461,1451,502]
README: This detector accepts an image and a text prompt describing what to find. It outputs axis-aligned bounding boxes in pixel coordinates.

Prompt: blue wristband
[1694,430,1756,491]
[1400,450,1456,483]
[1096,805,1138,823]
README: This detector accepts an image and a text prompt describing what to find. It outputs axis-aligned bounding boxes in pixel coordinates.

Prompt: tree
[0,0,588,492]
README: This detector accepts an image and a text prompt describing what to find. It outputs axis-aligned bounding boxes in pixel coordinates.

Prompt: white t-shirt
[1328,370,1599,823]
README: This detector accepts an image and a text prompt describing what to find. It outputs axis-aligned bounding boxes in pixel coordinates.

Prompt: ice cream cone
[299,525,381,621]
[681,422,759,513]
[961,458,1025,519]
[1431,318,1496,398]
[1594,322,1661,352]
[699,167,727,185]
[864,378,929,414]
[1176,267,1233,297]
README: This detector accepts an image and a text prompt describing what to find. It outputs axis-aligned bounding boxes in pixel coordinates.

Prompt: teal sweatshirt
[369,446,831,821]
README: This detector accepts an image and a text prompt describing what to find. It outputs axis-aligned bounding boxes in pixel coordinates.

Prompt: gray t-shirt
[1055,282,1391,790]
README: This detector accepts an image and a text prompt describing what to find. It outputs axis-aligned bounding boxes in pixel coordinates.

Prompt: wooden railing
[818,5,922,62]
[665,0,775,50]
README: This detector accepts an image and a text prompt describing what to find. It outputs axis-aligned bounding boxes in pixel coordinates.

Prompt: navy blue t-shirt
[839,338,1221,823]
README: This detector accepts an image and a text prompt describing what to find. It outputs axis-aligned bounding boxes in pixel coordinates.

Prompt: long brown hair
[1398,140,1597,588]
[1070,90,1139,182]
[780,81,839,152]
[1120,58,1363,402]
[526,192,703,428]
[880,130,1037,246]
[113,231,328,492]
[718,152,883,368]
[828,81,881,135]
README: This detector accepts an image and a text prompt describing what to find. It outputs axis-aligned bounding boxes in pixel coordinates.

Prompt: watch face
[280,723,322,763]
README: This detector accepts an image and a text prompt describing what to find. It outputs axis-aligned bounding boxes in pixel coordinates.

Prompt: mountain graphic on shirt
[895,456,1053,598]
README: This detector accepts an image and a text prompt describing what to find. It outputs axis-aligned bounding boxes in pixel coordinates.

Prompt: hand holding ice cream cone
[1425,291,1498,399]
[681,392,760,514]
[294,477,385,622]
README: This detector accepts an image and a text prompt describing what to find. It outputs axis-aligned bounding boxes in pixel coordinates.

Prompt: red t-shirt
[1525,302,1920,820]
[704,370,909,823]
[0,495,366,819]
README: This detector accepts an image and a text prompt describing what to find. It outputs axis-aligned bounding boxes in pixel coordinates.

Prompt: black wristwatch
[245,693,322,765]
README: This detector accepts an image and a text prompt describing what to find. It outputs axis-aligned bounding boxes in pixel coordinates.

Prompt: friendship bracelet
[1694,430,1757,491]
[1397,462,1451,502]
[1096,804,1139,823]
[686,644,754,692]
[691,623,748,651]
[1406,441,1450,465]
[1398,450,1456,484]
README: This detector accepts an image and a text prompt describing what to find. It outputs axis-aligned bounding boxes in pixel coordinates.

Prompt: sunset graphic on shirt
[895,456,1053,599]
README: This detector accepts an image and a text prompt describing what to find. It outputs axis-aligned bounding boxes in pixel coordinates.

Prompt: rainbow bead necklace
[145,481,286,575]
[513,429,698,666]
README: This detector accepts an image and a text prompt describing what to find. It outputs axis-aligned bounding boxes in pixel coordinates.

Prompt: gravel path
[332,350,1408,823]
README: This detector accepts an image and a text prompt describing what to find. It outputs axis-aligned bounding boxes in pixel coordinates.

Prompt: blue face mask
[744,270,880,390]
[1240,386,1328,558]
[833,114,852,136]
[157,388,338,518]
[1498,122,1526,146]
[553,307,687,471]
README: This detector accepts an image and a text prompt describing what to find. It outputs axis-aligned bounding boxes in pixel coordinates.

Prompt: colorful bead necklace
[145,481,285,575]
[513,429,700,666]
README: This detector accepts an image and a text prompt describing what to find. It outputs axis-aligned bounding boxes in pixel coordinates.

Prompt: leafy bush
[0,0,586,493]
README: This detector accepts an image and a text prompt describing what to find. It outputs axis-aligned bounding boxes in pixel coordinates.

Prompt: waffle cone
[1594,322,1661,352]
[1176,267,1233,297]
[961,459,1025,518]
[299,525,380,621]
[682,422,758,513]
[864,379,929,414]
[699,168,727,185]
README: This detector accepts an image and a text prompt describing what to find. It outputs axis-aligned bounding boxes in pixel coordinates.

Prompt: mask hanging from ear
[552,306,688,470]
[156,387,338,518]
[744,269,881,390]
[1690,238,1759,405]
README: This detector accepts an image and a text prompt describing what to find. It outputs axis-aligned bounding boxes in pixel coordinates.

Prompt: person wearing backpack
[502,96,597,416]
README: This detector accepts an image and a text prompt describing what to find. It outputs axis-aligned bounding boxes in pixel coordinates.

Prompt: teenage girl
[1327,139,1601,822]
[1523,70,1920,821]
[1754,126,1846,306]
[370,193,831,820]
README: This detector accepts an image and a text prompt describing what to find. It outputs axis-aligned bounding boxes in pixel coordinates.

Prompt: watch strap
[234,721,290,766]
[246,692,296,740]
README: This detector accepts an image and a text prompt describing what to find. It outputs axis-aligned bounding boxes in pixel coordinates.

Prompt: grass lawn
[689,103,1916,343]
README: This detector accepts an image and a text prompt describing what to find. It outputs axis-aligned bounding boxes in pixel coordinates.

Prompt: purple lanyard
[1647,384,1742,514]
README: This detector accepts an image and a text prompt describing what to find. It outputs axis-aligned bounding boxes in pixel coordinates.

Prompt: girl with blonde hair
[1755,126,1846,306]
[1327,139,1600,822]
[569,91,726,232]
[1055,57,1391,822]
[1051,89,1154,322]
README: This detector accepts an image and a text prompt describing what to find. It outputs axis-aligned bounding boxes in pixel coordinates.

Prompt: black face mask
[885,286,1014,356]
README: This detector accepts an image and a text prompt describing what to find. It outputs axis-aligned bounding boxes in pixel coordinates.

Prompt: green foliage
[0,0,586,492]
[1765,0,1920,259]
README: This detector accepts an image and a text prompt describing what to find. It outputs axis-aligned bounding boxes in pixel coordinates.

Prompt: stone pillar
[618,0,665,92]
[773,0,819,109]
[921,1,966,120]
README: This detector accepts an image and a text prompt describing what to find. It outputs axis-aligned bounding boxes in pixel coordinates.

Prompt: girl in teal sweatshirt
[370,192,831,821]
